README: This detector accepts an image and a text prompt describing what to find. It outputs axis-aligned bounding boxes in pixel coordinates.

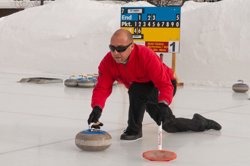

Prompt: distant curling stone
[75,130,112,151]
[232,81,249,93]
[78,74,97,88]
[64,75,78,87]
[64,79,78,87]
[78,79,96,87]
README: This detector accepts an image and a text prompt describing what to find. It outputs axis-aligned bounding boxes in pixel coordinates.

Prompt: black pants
[126,81,206,134]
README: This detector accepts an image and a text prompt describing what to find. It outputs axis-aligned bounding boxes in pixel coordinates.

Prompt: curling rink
[1,72,250,166]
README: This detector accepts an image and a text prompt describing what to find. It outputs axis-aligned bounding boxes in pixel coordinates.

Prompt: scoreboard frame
[121,7,181,53]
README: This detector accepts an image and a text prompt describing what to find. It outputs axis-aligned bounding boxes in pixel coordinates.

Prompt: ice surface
[1,72,250,165]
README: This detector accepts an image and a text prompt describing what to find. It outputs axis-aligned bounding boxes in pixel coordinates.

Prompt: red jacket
[91,44,175,109]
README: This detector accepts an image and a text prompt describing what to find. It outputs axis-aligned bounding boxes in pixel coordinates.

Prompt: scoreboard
[121,7,181,53]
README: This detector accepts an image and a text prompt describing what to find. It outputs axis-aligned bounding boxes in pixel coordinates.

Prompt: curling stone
[75,129,112,151]
[78,74,97,88]
[64,79,78,87]
[232,80,249,93]
[78,79,96,87]
[64,75,78,87]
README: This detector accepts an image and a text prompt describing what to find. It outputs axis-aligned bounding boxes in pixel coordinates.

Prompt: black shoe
[193,113,222,130]
[120,130,142,140]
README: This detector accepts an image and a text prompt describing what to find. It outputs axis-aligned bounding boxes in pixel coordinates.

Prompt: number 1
[170,42,175,52]
[169,41,179,53]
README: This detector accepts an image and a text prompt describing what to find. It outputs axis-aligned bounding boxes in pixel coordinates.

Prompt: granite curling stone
[64,75,78,87]
[78,74,97,88]
[77,80,96,87]
[64,79,78,87]
[232,80,249,93]
[75,130,112,151]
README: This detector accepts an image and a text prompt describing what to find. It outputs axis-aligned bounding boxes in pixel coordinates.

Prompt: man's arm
[91,55,115,110]
[145,49,174,105]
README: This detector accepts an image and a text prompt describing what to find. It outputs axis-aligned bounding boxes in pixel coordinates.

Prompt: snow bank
[0,0,249,87]
[178,0,250,87]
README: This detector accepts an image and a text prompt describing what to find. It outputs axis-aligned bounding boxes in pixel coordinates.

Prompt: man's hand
[88,106,102,125]
[156,103,172,126]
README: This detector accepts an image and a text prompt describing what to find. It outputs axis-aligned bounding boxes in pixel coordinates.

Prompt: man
[88,29,221,140]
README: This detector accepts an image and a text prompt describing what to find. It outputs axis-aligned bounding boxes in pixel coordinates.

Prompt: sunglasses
[109,42,132,52]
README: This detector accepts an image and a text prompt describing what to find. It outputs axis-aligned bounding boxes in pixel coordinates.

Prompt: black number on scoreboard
[170,42,175,52]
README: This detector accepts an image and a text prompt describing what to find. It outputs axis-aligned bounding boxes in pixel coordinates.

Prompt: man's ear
[131,42,134,50]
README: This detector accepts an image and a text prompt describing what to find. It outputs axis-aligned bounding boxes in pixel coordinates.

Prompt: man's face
[110,34,134,64]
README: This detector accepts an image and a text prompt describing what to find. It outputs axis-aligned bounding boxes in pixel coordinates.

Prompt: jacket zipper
[124,64,130,80]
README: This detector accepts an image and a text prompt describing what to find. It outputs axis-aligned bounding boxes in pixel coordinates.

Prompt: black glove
[156,103,172,126]
[88,106,102,125]
[146,103,173,126]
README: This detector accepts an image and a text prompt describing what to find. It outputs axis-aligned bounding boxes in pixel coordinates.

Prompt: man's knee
[162,125,178,133]
[162,116,178,133]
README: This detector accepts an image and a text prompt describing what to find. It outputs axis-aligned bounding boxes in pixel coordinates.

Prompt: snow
[0,0,249,87]
[179,0,250,87]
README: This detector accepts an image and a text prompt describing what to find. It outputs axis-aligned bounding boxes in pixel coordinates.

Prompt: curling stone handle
[88,122,100,131]
[93,122,100,125]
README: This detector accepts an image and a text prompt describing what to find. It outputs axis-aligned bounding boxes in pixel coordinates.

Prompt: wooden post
[172,53,176,75]
[172,53,183,86]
